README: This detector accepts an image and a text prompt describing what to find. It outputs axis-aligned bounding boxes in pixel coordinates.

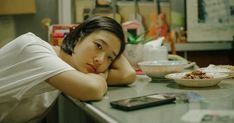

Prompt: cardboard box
[0,0,36,15]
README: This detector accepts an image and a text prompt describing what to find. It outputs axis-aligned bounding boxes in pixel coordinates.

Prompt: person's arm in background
[47,55,135,101]
[107,55,136,85]
[47,70,108,101]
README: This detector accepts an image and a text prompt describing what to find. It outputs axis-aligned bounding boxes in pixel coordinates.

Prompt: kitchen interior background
[0,0,178,43]
[0,0,234,67]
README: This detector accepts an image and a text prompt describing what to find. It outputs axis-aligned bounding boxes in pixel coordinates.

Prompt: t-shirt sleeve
[0,33,75,101]
[20,33,75,74]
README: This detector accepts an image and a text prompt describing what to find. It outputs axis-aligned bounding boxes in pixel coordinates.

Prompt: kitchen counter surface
[62,75,234,123]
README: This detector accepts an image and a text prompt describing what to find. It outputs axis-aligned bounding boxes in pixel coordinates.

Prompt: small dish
[165,72,229,87]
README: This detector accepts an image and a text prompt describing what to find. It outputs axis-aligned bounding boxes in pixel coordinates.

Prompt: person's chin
[82,69,90,73]
[76,67,88,73]
[82,67,95,73]
[78,65,98,73]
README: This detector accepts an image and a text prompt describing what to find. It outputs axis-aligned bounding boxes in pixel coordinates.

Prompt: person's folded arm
[107,55,136,86]
[47,70,107,101]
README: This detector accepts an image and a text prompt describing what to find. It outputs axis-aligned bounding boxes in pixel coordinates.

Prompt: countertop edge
[66,96,118,123]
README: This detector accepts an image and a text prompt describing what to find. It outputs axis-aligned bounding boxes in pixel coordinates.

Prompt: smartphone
[110,93,176,111]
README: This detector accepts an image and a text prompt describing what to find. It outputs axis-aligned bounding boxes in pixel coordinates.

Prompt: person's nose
[94,53,105,65]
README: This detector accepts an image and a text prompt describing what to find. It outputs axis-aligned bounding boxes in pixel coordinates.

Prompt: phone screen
[110,94,176,111]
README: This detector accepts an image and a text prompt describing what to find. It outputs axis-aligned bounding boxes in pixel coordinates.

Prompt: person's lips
[86,64,97,73]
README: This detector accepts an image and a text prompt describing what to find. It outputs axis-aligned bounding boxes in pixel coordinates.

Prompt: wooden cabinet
[0,0,36,15]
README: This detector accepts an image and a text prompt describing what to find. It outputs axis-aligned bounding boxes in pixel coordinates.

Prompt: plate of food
[165,70,230,87]
[198,64,234,77]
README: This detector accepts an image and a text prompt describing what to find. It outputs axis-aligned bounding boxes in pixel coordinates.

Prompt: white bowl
[138,60,186,79]
[165,72,229,87]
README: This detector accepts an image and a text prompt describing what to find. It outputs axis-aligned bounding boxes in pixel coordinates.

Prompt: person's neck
[52,46,76,68]
[59,49,75,68]
[52,46,60,55]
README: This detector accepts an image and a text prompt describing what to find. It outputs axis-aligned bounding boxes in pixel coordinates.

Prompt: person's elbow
[80,92,104,101]
[78,79,107,101]
[122,69,136,85]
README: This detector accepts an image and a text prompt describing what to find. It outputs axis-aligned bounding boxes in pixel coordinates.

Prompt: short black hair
[61,16,125,58]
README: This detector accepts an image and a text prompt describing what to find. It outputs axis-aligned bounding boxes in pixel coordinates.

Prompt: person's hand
[107,55,136,85]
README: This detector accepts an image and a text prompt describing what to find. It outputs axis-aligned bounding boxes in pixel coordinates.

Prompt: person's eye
[95,42,102,49]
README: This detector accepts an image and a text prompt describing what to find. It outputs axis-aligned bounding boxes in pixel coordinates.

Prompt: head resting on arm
[61,16,125,59]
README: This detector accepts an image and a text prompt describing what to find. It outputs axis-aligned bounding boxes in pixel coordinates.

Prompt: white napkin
[143,37,168,61]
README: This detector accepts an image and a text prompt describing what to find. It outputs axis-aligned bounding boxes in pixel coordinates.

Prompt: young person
[0,16,136,122]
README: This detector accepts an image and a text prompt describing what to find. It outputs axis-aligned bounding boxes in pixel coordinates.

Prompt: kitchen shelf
[165,42,233,52]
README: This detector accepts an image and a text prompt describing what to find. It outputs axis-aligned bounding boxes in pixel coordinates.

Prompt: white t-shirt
[0,32,75,122]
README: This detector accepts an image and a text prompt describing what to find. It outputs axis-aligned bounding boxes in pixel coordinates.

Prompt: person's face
[71,30,121,73]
